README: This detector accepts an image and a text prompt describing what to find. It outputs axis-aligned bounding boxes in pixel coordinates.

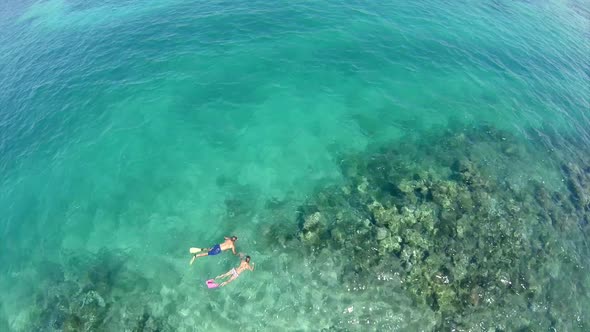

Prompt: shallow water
[0,0,589,331]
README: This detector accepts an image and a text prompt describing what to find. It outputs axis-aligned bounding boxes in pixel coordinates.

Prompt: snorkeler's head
[245,256,251,263]
[231,236,238,242]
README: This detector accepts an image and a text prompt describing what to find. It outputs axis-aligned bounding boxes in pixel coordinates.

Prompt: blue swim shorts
[208,244,222,256]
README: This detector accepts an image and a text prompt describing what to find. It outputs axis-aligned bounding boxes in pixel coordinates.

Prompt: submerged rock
[376,227,389,241]
[303,211,323,231]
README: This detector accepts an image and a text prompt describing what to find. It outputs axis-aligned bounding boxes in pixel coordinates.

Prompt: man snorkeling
[189,236,238,265]
[213,255,255,287]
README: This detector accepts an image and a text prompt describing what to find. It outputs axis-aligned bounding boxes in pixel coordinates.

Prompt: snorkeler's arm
[232,246,237,255]
[250,263,255,271]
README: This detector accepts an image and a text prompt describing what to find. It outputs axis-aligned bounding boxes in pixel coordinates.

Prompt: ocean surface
[0,0,589,331]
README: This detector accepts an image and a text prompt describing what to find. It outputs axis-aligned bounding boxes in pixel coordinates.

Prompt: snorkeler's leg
[215,271,233,280]
[220,276,237,287]
[190,252,209,265]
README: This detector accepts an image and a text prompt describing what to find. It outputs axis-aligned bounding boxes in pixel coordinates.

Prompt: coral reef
[26,249,169,332]
[291,125,590,330]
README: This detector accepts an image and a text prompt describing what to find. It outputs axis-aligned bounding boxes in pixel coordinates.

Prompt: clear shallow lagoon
[0,0,589,330]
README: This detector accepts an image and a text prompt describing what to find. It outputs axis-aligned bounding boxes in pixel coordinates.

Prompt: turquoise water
[0,0,589,330]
